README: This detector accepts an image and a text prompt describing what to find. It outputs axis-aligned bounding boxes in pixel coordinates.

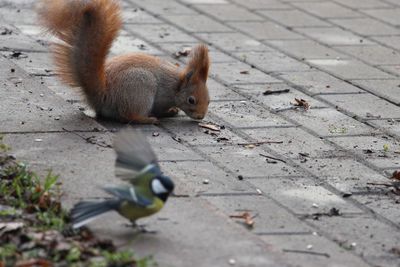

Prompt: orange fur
[37,0,121,99]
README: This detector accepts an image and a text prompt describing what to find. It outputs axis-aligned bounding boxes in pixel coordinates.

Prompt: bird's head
[151,175,174,202]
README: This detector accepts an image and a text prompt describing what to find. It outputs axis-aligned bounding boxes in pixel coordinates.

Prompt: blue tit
[71,128,174,229]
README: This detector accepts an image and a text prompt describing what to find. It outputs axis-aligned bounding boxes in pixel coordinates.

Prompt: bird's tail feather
[71,199,120,229]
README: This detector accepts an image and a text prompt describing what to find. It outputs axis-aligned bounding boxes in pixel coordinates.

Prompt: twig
[263,89,290,95]
[282,249,330,258]
[366,182,393,187]
[238,141,283,146]
[259,153,286,163]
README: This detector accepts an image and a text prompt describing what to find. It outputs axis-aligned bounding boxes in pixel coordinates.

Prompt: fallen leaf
[292,98,310,111]
[391,170,400,180]
[173,47,191,58]
[0,222,24,236]
[240,70,249,74]
[15,259,51,267]
[229,212,256,228]
[198,122,221,132]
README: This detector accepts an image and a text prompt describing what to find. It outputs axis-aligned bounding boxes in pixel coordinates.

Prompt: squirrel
[37,0,210,124]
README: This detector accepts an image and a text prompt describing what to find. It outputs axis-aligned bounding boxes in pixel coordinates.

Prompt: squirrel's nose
[194,114,205,120]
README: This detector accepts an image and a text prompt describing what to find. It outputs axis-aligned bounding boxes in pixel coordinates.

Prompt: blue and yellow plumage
[71,128,174,229]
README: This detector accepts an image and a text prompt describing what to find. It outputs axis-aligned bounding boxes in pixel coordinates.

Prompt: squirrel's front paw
[126,114,160,125]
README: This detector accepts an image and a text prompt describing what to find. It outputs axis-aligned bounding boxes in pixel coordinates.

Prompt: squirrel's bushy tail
[37,0,121,100]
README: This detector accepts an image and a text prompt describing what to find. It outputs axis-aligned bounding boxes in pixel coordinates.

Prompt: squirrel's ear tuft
[186,44,209,82]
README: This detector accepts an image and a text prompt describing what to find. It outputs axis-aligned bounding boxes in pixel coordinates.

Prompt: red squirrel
[37,0,210,124]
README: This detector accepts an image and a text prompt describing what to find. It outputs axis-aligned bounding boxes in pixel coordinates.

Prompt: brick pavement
[1,0,400,266]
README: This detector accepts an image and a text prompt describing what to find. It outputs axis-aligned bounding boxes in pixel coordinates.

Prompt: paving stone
[207,79,246,101]
[291,2,363,18]
[161,116,246,146]
[242,127,336,159]
[197,145,300,178]
[1,51,54,76]
[234,51,311,72]
[334,0,393,9]
[0,58,104,132]
[296,27,373,45]
[230,0,289,10]
[156,42,236,63]
[378,65,400,77]
[281,108,373,137]
[163,14,233,33]
[122,7,163,24]
[0,6,38,25]
[195,4,264,21]
[277,71,365,95]
[320,93,400,119]
[209,101,294,128]
[258,233,370,267]
[205,194,314,233]
[210,61,280,85]
[330,18,399,36]
[353,195,400,226]
[249,176,363,214]
[372,36,400,51]
[90,197,288,267]
[3,132,114,200]
[350,79,400,105]
[110,34,164,56]
[267,39,345,60]
[305,215,400,267]
[229,21,305,40]
[0,26,47,52]
[181,0,228,3]
[196,32,272,52]
[362,8,400,27]
[368,119,400,138]
[257,9,330,27]
[306,59,394,80]
[160,161,254,195]
[334,45,400,66]
[300,157,390,193]
[127,24,198,43]
[233,83,329,110]
[129,0,198,15]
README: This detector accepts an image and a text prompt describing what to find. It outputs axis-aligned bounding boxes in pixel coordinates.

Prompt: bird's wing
[103,186,153,207]
[114,127,158,181]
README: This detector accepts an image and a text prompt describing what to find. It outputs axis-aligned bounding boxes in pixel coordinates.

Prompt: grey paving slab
[306,59,394,80]
[333,0,394,9]
[121,7,163,24]
[110,34,164,56]
[379,65,400,77]
[257,9,330,27]
[281,108,373,137]
[277,71,366,95]
[372,36,400,51]
[0,26,47,52]
[209,100,294,128]
[233,83,329,110]
[368,119,400,138]
[234,51,311,72]
[128,0,197,15]
[362,8,400,27]
[249,176,363,214]
[197,145,301,178]
[207,79,246,101]
[195,4,264,21]
[210,61,280,85]
[90,197,288,267]
[230,0,289,10]
[195,32,272,52]
[229,21,305,40]
[330,17,400,36]
[320,93,400,119]
[305,215,400,267]
[350,79,400,105]
[296,27,374,46]
[1,51,54,76]
[126,24,198,43]
[267,39,346,60]
[333,45,400,66]
[242,127,336,159]
[291,2,364,18]
[163,14,233,33]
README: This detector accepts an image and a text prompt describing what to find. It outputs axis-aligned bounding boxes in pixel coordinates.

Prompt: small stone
[256,188,262,195]
[34,138,43,142]
[312,203,319,208]
[10,68,15,73]
[312,232,318,236]
[39,93,44,97]
[351,242,357,247]
[228,259,236,265]
[307,244,313,250]
[237,175,244,180]
[152,132,160,137]
[54,116,61,120]
[203,179,209,184]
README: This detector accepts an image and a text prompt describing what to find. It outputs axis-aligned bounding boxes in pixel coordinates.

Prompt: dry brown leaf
[293,98,310,111]
[174,47,191,58]
[15,259,51,267]
[229,212,256,227]
[391,170,400,180]
[198,122,221,132]
[0,222,24,236]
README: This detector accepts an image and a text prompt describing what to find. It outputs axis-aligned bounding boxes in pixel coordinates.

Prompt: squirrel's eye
[187,96,196,105]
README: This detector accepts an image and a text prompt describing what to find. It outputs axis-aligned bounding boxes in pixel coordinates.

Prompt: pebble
[312,203,319,208]
[34,138,43,142]
[203,179,209,184]
[256,188,262,195]
[307,244,313,250]
[228,259,236,265]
